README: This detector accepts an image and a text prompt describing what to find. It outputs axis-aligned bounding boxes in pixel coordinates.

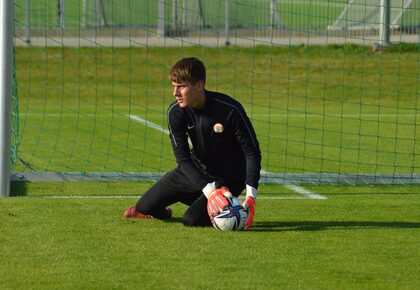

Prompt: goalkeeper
[124,57,261,229]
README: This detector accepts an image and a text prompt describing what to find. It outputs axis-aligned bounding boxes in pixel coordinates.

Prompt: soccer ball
[211,196,249,231]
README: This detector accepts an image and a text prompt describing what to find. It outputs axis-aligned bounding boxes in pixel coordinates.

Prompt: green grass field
[1,183,420,289]
[5,43,420,289]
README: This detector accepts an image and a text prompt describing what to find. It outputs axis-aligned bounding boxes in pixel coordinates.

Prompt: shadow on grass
[252,221,420,232]
[163,217,184,224]
[141,218,420,232]
[10,181,28,196]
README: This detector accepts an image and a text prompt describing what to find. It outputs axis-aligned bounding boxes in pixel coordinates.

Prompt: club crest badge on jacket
[213,123,224,133]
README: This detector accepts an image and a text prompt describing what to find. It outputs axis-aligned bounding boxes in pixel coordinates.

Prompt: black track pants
[135,167,245,227]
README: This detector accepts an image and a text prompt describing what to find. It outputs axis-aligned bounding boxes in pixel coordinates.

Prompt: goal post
[379,0,391,46]
[0,0,14,197]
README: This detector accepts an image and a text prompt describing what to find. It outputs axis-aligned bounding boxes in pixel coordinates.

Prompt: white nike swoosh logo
[187,125,195,130]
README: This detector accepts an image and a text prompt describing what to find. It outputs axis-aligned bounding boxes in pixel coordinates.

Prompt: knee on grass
[182,213,211,227]
[135,203,151,216]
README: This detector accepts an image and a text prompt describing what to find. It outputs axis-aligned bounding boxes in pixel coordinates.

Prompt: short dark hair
[169,57,206,84]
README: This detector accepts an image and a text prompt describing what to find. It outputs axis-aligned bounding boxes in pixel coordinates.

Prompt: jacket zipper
[197,114,207,155]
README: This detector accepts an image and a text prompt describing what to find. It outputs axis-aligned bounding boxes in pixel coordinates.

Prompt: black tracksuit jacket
[167,90,261,190]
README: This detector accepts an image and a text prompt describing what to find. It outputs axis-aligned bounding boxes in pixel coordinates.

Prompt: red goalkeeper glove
[242,185,257,230]
[242,196,256,230]
[206,187,232,217]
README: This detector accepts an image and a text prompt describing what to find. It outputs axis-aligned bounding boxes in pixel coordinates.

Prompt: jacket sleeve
[229,104,262,189]
[167,105,210,190]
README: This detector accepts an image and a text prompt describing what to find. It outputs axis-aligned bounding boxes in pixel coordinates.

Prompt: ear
[195,80,205,91]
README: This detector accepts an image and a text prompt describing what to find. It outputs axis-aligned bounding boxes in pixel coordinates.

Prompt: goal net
[10,0,420,186]
[330,0,420,30]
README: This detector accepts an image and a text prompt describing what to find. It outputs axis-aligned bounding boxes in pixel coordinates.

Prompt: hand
[207,187,232,217]
[242,196,256,230]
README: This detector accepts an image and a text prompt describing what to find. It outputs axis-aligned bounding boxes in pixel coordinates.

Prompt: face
[172,80,205,109]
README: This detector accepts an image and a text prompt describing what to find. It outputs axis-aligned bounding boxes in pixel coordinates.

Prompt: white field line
[261,169,327,200]
[129,115,327,200]
[127,114,169,134]
[19,112,328,200]
[128,114,194,146]
[283,184,327,200]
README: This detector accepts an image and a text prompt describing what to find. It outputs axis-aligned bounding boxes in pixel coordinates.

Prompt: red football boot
[124,206,153,219]
[124,206,173,219]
